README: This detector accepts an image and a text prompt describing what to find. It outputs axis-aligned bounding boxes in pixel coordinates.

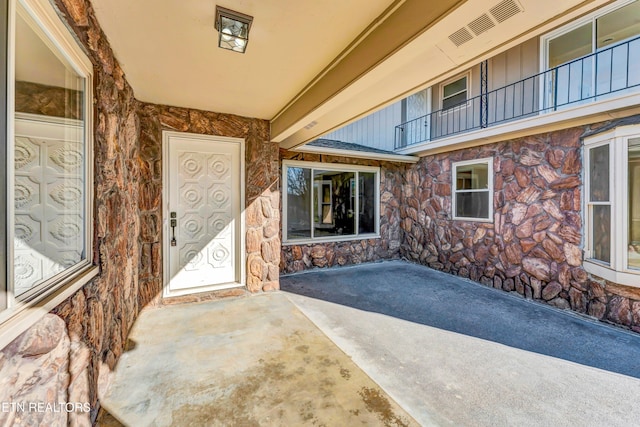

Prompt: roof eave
[293,144,419,163]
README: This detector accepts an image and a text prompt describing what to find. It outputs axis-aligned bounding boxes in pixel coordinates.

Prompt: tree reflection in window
[284,164,378,241]
[286,167,311,239]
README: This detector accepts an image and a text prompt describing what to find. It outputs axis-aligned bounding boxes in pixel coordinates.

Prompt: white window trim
[540,0,638,71]
[535,0,640,126]
[439,71,471,113]
[1,0,96,346]
[583,137,613,264]
[282,160,380,245]
[583,125,640,288]
[452,157,494,222]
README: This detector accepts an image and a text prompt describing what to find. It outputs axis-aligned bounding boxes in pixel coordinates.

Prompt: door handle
[170,212,177,246]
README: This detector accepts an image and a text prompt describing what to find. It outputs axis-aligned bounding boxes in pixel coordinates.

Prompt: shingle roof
[307,139,397,155]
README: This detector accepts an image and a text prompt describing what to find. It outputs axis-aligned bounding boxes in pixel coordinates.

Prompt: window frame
[451,157,494,222]
[583,126,640,288]
[440,72,471,112]
[539,0,640,112]
[282,160,380,245]
[0,0,97,347]
[584,138,613,265]
[1,0,8,315]
[540,0,638,71]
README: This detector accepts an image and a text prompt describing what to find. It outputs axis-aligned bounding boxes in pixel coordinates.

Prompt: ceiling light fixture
[215,6,253,53]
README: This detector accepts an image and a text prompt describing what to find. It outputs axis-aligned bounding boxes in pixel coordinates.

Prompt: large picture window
[1,0,94,329]
[283,161,379,243]
[452,158,493,221]
[542,0,640,108]
[584,127,640,287]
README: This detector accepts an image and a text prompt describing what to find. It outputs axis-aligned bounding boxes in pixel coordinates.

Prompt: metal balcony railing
[394,35,640,149]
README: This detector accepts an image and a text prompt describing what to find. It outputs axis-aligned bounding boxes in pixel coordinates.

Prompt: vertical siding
[427,38,539,116]
[489,37,539,89]
[323,102,402,151]
[488,37,540,124]
[428,65,481,139]
[324,38,541,148]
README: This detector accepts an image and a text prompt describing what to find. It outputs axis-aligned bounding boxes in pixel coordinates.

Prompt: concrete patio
[97,290,417,426]
[99,261,640,426]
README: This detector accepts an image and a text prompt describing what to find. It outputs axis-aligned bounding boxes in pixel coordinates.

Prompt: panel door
[14,117,85,297]
[166,134,241,295]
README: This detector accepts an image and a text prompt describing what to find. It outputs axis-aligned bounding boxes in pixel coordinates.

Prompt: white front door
[163,131,244,297]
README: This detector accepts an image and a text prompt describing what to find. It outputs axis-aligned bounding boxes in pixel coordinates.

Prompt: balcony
[395,35,640,150]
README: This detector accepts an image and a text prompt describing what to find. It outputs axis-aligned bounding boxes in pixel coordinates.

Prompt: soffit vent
[448,27,473,47]
[490,0,522,23]
[468,14,496,36]
[448,0,523,47]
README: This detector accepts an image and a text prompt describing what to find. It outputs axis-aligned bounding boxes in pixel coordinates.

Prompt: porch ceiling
[91,0,610,147]
[90,0,397,117]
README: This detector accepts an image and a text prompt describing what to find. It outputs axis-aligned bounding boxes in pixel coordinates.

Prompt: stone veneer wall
[15,81,82,119]
[279,150,405,273]
[401,125,640,332]
[1,0,141,425]
[279,125,640,331]
[0,0,279,426]
[137,103,279,297]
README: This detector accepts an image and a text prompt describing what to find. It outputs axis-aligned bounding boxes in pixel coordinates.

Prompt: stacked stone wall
[137,104,278,294]
[401,126,640,332]
[1,0,141,424]
[15,81,82,119]
[279,150,405,273]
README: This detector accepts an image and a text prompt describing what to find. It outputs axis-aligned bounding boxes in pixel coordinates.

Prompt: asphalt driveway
[281,260,640,426]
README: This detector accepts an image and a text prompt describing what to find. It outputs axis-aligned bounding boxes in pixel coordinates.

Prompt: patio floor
[97,290,417,426]
[98,260,640,426]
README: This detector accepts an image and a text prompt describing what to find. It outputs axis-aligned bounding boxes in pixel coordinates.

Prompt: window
[441,74,469,110]
[542,0,640,108]
[1,0,94,330]
[452,158,493,221]
[548,23,592,68]
[584,127,640,287]
[587,143,611,263]
[283,161,379,243]
[627,138,640,270]
[0,0,8,315]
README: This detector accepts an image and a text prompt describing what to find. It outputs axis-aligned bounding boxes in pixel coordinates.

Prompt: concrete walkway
[97,292,417,426]
[281,260,640,426]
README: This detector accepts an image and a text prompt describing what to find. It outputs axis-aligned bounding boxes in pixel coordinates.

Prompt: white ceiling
[16,9,70,87]
[90,0,396,119]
